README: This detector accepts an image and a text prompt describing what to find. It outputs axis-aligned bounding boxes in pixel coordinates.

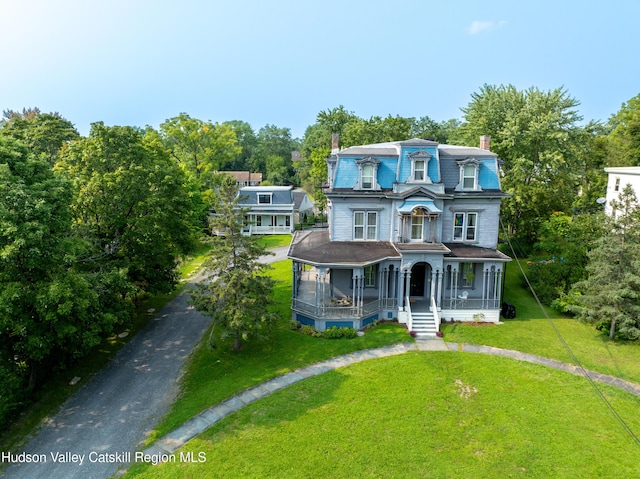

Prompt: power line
[500,218,640,448]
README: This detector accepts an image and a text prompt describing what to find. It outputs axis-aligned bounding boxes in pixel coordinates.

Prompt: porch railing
[431,295,440,332]
[406,297,412,333]
[292,298,397,319]
[442,298,501,310]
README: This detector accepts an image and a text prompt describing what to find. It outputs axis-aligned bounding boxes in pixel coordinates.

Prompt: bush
[322,326,358,339]
[300,325,322,337]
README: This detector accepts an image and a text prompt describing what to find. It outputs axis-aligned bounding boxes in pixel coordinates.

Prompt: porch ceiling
[288,230,401,265]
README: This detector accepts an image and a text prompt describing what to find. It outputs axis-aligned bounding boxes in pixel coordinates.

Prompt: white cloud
[467,20,506,35]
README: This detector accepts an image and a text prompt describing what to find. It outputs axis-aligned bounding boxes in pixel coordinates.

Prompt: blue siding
[377,158,398,188]
[399,147,440,183]
[333,157,398,189]
[334,159,360,188]
[326,321,354,329]
[295,314,316,326]
[362,314,379,328]
[478,159,500,189]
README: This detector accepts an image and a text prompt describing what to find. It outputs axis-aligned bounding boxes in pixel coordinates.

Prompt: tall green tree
[0,134,122,394]
[58,122,196,295]
[606,92,640,167]
[224,120,258,170]
[251,124,298,182]
[160,113,240,183]
[191,175,276,350]
[569,185,640,340]
[457,84,584,248]
[1,108,79,164]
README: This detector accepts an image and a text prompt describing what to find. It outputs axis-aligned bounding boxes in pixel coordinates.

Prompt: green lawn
[142,259,412,445]
[442,258,640,385]
[125,352,640,479]
[257,233,292,249]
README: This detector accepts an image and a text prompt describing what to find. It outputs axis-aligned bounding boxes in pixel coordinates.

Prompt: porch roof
[443,243,511,261]
[288,230,401,266]
[397,199,442,214]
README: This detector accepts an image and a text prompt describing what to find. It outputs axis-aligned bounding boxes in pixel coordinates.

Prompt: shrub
[300,325,322,337]
[322,326,358,339]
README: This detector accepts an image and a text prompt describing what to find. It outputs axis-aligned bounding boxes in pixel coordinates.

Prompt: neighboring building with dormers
[238,186,295,235]
[287,137,511,336]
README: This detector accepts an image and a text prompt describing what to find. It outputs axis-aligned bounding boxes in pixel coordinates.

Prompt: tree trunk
[609,318,616,340]
[233,330,241,350]
[28,361,37,391]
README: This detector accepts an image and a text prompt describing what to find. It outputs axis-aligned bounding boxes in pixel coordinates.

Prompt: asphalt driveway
[2,246,290,479]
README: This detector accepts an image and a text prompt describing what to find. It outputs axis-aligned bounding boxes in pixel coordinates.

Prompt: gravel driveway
[2,246,290,479]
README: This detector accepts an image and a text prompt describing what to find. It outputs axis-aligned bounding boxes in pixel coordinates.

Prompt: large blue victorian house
[287,137,511,337]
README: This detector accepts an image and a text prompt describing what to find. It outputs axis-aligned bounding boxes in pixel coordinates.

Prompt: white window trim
[453,212,478,242]
[353,210,378,240]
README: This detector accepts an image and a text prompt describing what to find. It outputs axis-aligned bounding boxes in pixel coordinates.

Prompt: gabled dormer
[354,157,381,190]
[407,149,433,184]
[455,158,483,192]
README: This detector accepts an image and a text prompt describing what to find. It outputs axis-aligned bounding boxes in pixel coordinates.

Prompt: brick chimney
[331,134,340,154]
[480,135,491,150]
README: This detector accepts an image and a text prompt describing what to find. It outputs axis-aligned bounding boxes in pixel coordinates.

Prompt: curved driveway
[2,247,289,479]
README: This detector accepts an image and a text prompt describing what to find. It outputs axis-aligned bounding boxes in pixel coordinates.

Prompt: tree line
[1,85,640,427]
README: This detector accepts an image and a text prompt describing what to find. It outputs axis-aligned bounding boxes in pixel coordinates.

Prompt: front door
[410,262,431,298]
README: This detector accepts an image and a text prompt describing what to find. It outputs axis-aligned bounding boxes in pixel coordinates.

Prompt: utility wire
[500,218,640,448]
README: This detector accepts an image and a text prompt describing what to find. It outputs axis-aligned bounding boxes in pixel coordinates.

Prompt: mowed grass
[142,258,412,444]
[442,259,640,385]
[125,352,640,479]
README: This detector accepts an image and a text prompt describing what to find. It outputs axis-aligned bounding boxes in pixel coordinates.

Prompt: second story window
[354,211,377,240]
[453,212,477,242]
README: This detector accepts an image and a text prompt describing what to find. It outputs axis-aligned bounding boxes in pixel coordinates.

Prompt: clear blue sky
[2,0,638,139]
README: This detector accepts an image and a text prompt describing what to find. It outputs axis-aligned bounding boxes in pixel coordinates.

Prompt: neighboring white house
[604,167,640,215]
[287,137,511,337]
[239,186,295,235]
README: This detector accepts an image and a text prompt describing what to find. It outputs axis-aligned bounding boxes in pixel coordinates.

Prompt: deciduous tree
[457,84,584,248]
[58,122,196,295]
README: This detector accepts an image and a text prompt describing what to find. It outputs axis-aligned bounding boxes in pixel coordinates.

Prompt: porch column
[452,265,459,309]
[292,262,298,299]
[482,267,489,309]
[436,269,443,308]
[496,268,503,308]
[315,271,320,312]
[430,269,437,304]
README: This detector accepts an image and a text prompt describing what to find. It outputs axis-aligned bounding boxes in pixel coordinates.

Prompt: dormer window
[414,160,426,181]
[362,163,374,189]
[456,159,481,191]
[409,150,432,183]
[355,158,380,190]
[258,193,272,204]
[463,164,476,189]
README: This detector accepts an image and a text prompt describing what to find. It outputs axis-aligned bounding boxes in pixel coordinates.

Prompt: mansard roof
[337,138,439,157]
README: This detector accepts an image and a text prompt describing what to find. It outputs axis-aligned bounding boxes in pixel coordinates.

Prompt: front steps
[411,312,438,338]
